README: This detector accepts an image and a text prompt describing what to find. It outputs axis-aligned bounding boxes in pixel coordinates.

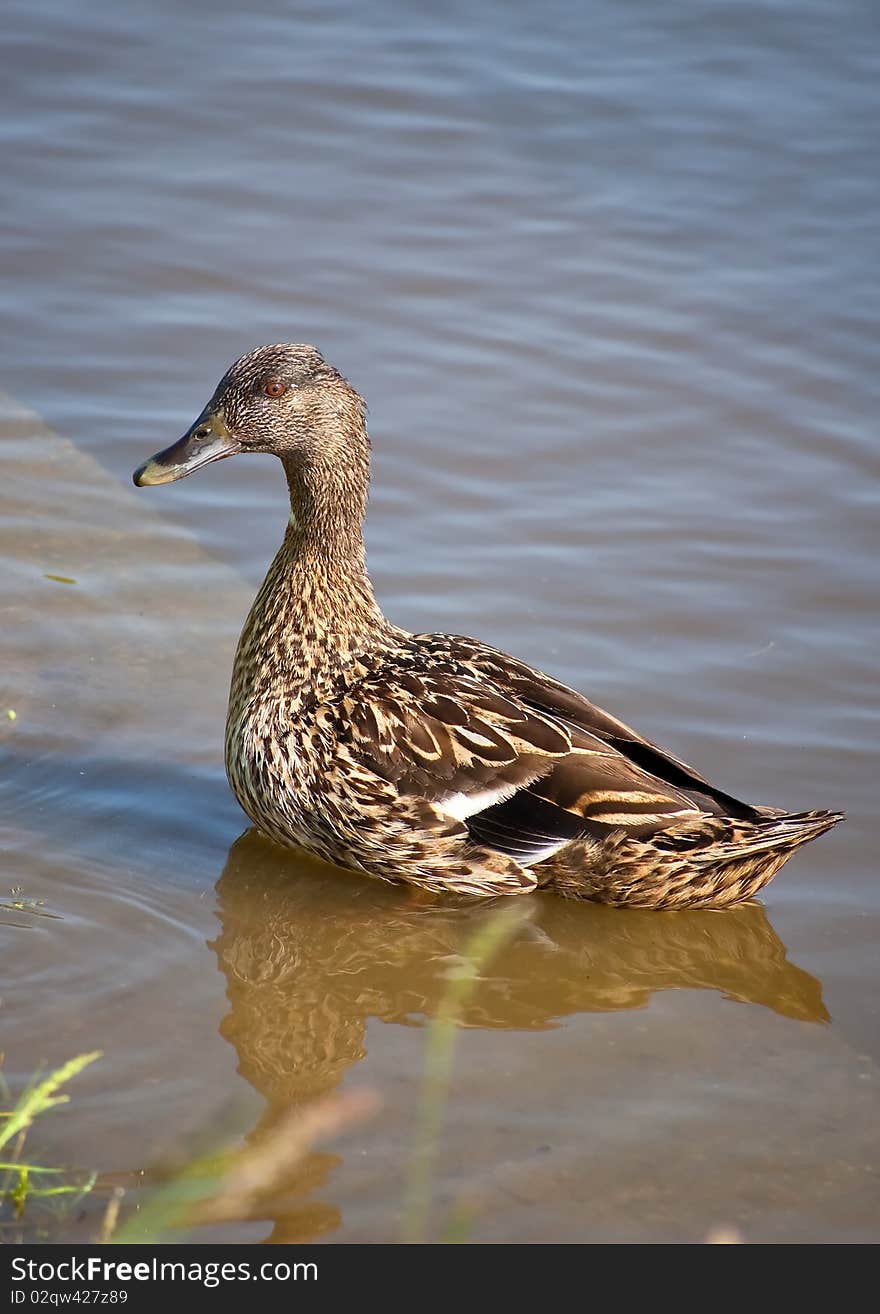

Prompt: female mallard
[133,344,841,909]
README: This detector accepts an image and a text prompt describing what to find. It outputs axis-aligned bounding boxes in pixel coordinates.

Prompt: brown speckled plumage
[134,343,843,908]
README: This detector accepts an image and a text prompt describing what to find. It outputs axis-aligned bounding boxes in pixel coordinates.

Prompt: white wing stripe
[439,785,519,821]
[590,807,697,826]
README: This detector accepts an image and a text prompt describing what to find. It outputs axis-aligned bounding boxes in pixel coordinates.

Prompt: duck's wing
[466,643,758,816]
[342,636,757,868]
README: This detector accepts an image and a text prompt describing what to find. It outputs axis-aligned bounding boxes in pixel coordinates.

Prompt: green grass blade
[0,1162,66,1174]
[401,903,530,1244]
[0,1052,101,1151]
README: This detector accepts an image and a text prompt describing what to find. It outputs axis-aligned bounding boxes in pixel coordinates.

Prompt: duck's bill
[133,412,239,486]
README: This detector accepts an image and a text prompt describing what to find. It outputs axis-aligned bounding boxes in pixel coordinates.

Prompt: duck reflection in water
[209,829,827,1240]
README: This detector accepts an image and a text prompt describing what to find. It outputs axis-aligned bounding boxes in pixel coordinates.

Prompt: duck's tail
[543,807,844,909]
[727,807,845,854]
[653,807,845,907]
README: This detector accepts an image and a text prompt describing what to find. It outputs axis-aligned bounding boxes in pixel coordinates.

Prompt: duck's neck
[230,451,394,715]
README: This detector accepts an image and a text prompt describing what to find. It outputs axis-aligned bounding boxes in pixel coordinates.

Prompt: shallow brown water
[1,1,879,1242]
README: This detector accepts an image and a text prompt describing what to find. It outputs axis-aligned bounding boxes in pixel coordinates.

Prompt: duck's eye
[264,378,287,398]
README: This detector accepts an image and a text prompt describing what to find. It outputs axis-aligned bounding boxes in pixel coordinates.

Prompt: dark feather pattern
[467,788,588,863]
[342,633,736,847]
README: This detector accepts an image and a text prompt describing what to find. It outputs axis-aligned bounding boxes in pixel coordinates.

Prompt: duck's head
[133,344,366,488]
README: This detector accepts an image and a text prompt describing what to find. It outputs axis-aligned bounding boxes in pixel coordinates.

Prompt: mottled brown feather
[134,344,843,907]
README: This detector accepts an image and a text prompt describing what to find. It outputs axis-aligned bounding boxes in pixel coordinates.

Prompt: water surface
[1,0,878,1242]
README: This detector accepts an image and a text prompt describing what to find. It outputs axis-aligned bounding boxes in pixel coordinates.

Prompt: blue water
[1,0,878,1242]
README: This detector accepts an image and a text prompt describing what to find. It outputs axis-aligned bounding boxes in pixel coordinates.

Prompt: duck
[133,344,842,909]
